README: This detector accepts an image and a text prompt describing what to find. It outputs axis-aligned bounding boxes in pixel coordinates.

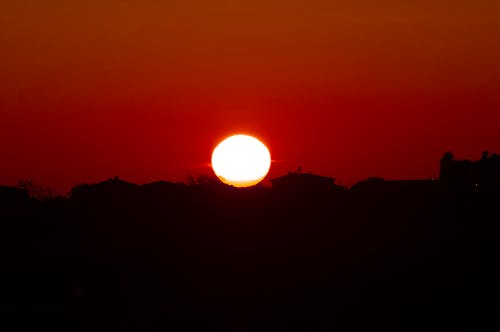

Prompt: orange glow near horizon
[212,135,271,187]
[1,1,500,192]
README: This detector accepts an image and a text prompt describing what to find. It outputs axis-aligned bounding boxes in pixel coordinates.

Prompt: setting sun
[211,135,271,187]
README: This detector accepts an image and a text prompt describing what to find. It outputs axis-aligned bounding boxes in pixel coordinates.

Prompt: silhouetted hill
[1,158,500,331]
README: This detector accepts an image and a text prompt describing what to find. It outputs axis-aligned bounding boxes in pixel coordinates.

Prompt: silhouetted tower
[440,151,454,183]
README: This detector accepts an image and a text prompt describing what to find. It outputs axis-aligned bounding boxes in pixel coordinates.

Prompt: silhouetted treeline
[1,156,499,331]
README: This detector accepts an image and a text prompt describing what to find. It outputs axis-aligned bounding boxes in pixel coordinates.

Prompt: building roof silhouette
[440,151,500,193]
[271,172,342,192]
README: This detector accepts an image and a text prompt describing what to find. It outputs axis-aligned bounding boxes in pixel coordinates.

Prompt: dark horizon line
[3,172,436,194]
[3,149,498,196]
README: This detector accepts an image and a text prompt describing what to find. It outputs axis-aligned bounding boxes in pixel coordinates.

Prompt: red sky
[1,1,500,193]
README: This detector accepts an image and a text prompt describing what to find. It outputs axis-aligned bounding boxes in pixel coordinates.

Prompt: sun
[211,134,271,187]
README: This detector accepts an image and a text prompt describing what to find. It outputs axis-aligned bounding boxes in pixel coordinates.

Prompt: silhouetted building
[271,172,343,193]
[440,151,500,194]
[351,177,439,197]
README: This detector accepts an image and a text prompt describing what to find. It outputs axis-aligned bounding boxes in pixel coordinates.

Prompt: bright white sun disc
[211,134,271,187]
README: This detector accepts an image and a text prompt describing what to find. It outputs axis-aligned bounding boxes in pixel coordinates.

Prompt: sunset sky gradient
[1,0,499,192]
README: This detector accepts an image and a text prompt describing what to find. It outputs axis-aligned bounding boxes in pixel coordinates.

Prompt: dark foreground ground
[0,179,499,331]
